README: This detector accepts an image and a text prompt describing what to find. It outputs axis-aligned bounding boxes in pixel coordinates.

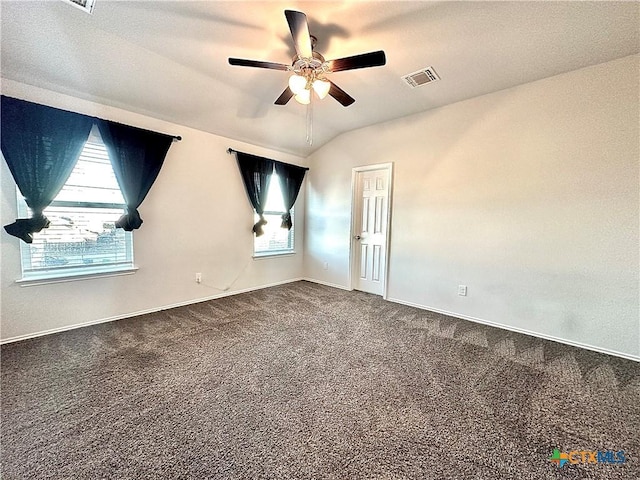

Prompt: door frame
[349,162,394,299]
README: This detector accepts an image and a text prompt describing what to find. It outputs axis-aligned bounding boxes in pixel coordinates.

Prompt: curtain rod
[99,116,181,141]
[0,95,182,142]
[103,121,180,142]
[227,148,309,170]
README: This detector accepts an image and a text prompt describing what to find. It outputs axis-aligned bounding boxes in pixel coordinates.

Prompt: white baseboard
[0,278,304,345]
[386,297,639,363]
[5,279,637,363]
[302,277,352,291]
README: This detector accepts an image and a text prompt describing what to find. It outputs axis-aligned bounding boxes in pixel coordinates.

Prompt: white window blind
[254,173,294,256]
[18,130,133,281]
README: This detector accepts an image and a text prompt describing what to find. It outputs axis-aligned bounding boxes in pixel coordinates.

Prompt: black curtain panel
[97,120,173,231]
[1,96,94,243]
[273,161,308,230]
[235,152,275,236]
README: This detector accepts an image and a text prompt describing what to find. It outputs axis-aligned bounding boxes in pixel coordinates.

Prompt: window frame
[252,172,296,258]
[253,207,295,258]
[15,132,136,284]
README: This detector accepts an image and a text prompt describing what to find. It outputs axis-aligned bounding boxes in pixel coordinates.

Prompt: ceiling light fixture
[287,45,333,144]
[288,75,330,103]
[288,69,330,104]
[287,37,332,109]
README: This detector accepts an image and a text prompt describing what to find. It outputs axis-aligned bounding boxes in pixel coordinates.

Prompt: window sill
[253,251,296,260]
[16,266,138,287]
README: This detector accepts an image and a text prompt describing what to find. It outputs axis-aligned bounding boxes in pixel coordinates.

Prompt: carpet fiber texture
[2,281,639,479]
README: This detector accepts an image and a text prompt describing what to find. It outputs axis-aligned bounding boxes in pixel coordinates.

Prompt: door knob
[355,235,361,240]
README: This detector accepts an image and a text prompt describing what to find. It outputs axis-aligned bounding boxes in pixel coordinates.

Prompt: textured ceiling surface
[1,1,638,156]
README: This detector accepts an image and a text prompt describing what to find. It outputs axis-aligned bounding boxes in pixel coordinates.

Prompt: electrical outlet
[195,272,202,284]
[458,285,467,296]
[323,262,329,270]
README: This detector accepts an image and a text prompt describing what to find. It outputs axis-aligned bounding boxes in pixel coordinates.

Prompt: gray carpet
[1,281,639,479]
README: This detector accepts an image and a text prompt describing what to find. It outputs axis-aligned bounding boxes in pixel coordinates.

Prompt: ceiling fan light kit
[288,74,330,103]
[287,47,332,104]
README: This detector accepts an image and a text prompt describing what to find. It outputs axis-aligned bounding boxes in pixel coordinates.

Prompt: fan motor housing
[292,51,326,72]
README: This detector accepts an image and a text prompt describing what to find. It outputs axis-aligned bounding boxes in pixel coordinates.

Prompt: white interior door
[352,166,391,296]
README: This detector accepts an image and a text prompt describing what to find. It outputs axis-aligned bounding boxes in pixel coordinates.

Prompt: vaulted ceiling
[1,1,638,156]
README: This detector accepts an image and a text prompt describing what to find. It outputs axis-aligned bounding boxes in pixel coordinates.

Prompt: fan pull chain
[306,94,313,145]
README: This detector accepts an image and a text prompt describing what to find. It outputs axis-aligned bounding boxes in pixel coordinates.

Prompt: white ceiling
[1,1,638,156]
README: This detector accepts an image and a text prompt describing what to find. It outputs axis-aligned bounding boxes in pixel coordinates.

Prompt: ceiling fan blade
[285,10,313,58]
[327,50,386,73]
[275,87,294,105]
[328,81,355,107]
[228,58,289,71]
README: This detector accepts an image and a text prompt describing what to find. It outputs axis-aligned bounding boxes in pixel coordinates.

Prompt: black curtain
[1,96,94,243]
[274,161,308,230]
[97,120,173,231]
[235,152,275,236]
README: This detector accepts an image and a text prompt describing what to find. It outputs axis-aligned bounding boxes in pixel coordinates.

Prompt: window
[17,127,134,281]
[254,173,295,256]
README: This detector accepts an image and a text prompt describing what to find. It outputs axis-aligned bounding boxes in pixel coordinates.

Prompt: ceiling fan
[228,10,386,107]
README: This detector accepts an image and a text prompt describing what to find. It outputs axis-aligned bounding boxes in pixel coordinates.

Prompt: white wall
[305,55,639,359]
[1,80,307,342]
[4,56,639,359]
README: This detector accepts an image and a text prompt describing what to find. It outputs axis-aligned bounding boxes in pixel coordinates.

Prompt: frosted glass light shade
[294,89,311,105]
[312,79,330,99]
[288,74,307,95]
